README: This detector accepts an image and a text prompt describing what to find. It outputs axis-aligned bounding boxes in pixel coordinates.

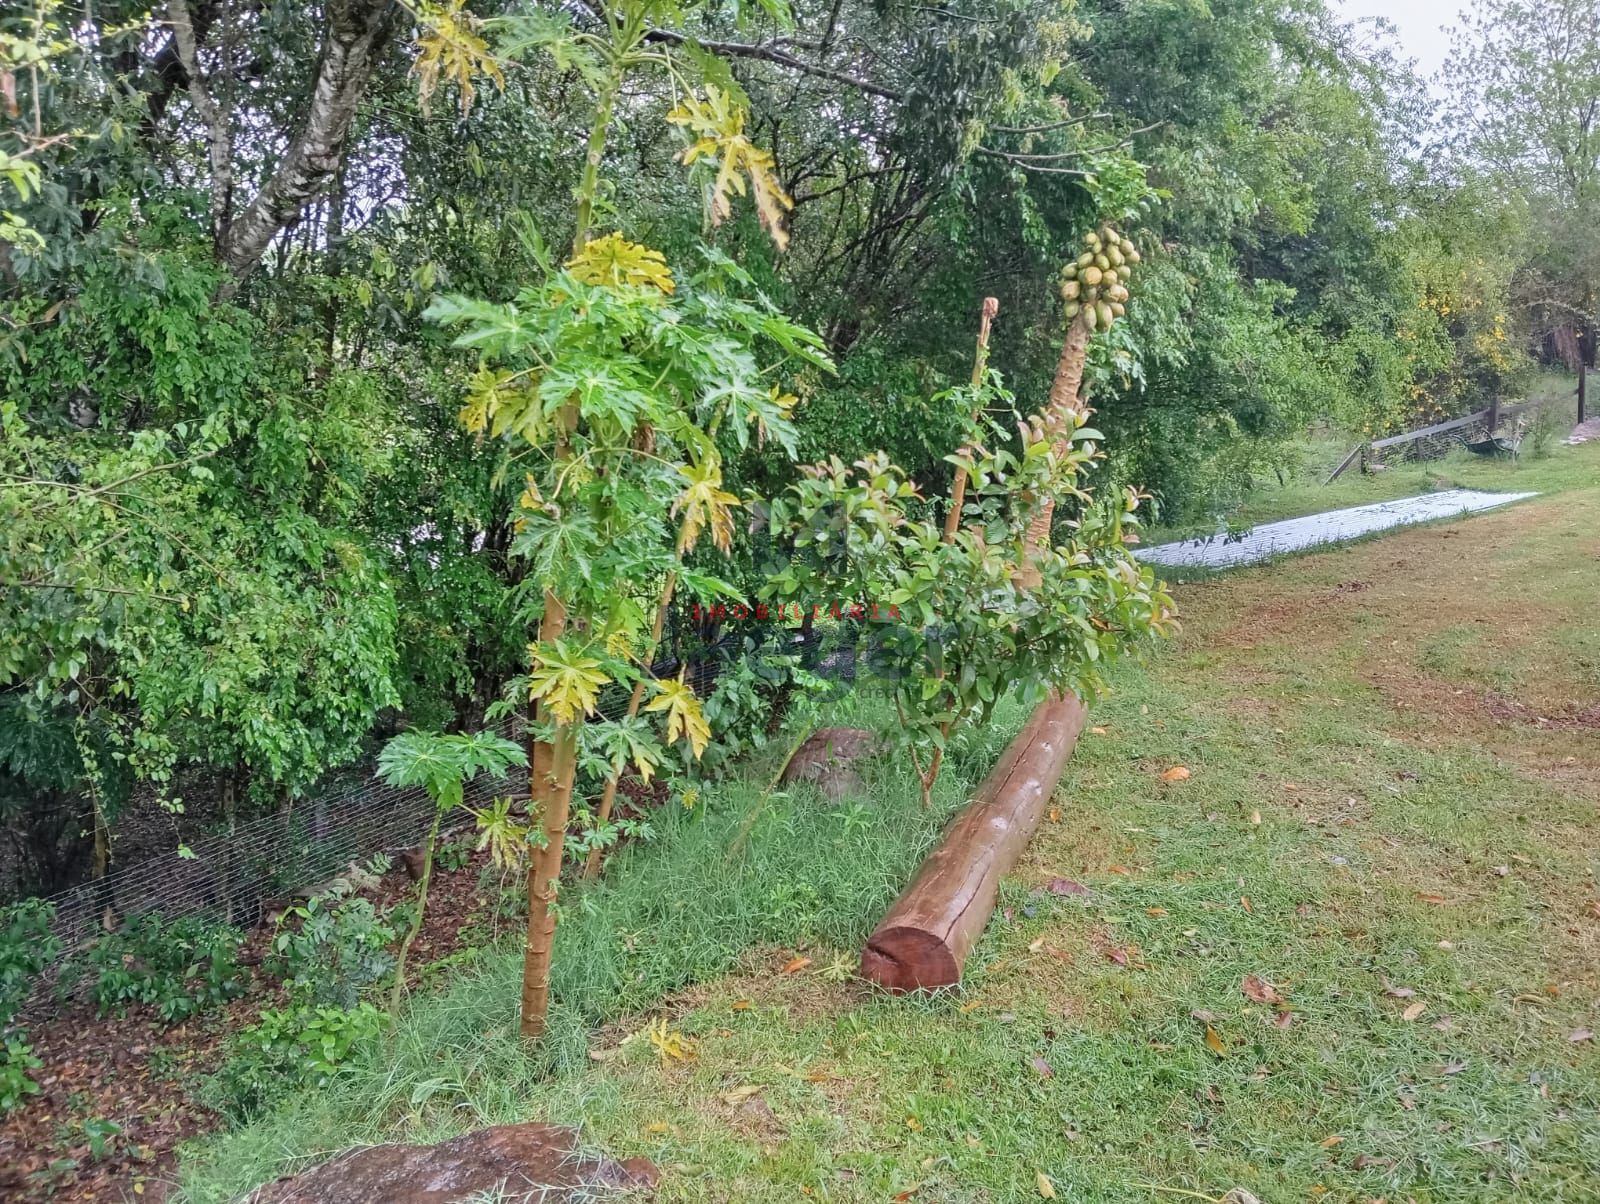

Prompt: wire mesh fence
[23,617,865,1003]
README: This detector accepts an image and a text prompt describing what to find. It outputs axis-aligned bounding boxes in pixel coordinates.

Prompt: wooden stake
[943,297,999,544]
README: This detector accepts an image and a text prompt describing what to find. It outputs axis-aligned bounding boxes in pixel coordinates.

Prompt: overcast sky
[1336,0,1469,84]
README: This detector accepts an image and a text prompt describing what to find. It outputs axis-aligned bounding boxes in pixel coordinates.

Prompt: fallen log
[859,695,1087,992]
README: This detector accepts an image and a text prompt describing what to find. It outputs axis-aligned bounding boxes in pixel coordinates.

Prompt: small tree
[425,0,830,1037]
[375,730,525,1016]
[764,227,1172,805]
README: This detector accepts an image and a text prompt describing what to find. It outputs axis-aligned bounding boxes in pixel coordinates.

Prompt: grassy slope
[182,439,1600,1203]
[1146,371,1585,543]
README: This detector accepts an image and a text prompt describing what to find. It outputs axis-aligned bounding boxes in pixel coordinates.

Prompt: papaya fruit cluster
[1059,225,1139,332]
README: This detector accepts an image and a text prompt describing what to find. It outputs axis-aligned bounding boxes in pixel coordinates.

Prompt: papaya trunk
[582,570,677,880]
[521,716,579,1037]
[1018,315,1093,583]
[520,589,573,1038]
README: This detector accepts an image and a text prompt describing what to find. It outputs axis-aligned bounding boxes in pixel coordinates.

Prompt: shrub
[0,898,59,1026]
[268,885,396,1008]
[78,914,246,1023]
[0,1037,43,1114]
[208,1001,386,1122]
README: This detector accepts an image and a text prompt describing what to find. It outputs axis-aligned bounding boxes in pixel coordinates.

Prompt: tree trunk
[520,590,576,1038]
[859,695,1086,991]
[1580,328,1589,425]
[389,804,443,1018]
[1014,315,1092,587]
[521,724,579,1035]
[216,0,396,285]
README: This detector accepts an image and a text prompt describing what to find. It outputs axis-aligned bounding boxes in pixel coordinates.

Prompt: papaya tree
[374,730,525,1016]
[425,0,830,1037]
[763,225,1170,806]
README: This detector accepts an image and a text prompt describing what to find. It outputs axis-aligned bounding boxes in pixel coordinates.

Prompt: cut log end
[860,926,961,993]
[858,696,1087,994]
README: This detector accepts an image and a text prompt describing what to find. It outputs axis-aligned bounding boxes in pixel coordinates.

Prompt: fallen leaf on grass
[1104,945,1132,966]
[1240,895,1253,913]
[1030,1056,1054,1079]
[1383,980,1415,999]
[1249,809,1261,825]
[1204,1026,1229,1057]
[1569,1028,1594,1043]
[893,1185,920,1201]
[1090,726,1108,736]
[1159,766,1191,783]
[1028,937,1046,954]
[1108,864,1132,875]
[1417,892,1449,905]
[958,999,983,1014]
[1272,1010,1294,1030]
[1401,1001,1427,1022]
[1046,878,1090,897]
[1242,975,1283,1004]
[1146,906,1168,916]
[1036,1171,1057,1198]
[731,999,752,1011]
[780,956,812,975]
[1319,1134,1344,1148]
[723,1085,762,1105]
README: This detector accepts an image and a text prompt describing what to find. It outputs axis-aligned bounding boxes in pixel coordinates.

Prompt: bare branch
[641,27,902,101]
[166,0,234,247]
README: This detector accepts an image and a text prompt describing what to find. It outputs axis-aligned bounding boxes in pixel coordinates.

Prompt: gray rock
[781,727,880,801]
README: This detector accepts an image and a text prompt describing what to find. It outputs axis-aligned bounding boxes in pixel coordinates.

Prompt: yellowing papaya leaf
[526,639,609,723]
[671,457,740,553]
[565,231,675,293]
[645,1017,695,1063]
[667,85,793,250]
[646,672,711,758]
[412,0,504,115]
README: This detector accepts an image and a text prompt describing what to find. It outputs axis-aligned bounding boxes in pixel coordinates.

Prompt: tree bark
[1023,314,1092,551]
[217,0,396,285]
[520,590,575,1038]
[859,695,1086,991]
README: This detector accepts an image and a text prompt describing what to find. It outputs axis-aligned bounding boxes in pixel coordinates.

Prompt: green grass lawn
[179,439,1600,1203]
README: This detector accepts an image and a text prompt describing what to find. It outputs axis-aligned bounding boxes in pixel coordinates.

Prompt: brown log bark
[859,694,1087,992]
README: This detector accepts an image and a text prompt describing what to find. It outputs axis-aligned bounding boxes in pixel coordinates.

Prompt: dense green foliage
[0,0,1575,905]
